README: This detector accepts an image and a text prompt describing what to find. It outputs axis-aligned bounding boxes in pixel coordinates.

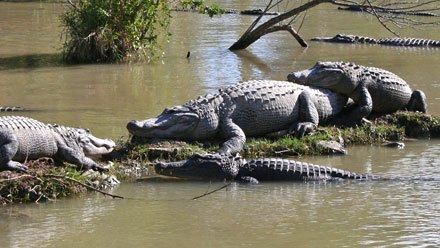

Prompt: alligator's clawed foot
[238,176,259,184]
[2,161,29,173]
[80,164,109,172]
[293,122,316,138]
[92,165,109,172]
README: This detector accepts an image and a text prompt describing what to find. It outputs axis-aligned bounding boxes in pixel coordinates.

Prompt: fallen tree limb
[192,182,231,200]
[263,25,308,47]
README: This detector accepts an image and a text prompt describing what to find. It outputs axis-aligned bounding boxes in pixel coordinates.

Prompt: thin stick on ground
[45,174,124,199]
[192,182,232,200]
[0,174,41,183]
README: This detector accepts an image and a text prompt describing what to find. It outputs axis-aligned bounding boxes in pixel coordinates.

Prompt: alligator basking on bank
[287,61,427,124]
[311,34,440,47]
[127,80,348,155]
[0,116,116,172]
[156,153,440,183]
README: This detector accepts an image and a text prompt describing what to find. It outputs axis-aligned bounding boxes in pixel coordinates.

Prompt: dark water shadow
[0,53,65,71]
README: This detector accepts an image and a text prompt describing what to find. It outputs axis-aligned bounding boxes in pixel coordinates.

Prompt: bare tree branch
[365,0,400,36]
[263,25,309,47]
[230,0,440,51]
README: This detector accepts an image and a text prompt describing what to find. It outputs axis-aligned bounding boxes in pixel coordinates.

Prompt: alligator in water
[127,80,348,155]
[338,6,439,17]
[311,34,440,47]
[287,61,427,124]
[172,8,279,15]
[0,106,26,112]
[0,116,116,172]
[155,153,378,183]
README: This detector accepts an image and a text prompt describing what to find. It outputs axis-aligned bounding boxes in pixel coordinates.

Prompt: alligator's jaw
[77,129,116,156]
[155,154,236,180]
[287,62,349,91]
[155,160,224,180]
[287,68,312,84]
[84,136,116,156]
[311,35,354,43]
[127,109,199,139]
[311,34,356,43]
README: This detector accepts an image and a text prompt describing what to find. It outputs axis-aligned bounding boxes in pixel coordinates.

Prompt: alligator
[287,61,427,124]
[311,34,440,47]
[0,116,116,172]
[127,80,348,155]
[338,6,439,17]
[155,153,378,183]
[172,8,279,15]
[0,106,26,112]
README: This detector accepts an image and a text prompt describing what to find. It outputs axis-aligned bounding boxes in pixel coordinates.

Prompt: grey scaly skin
[0,116,116,172]
[0,106,26,112]
[337,6,439,17]
[127,80,348,155]
[311,34,440,47]
[155,153,379,183]
[287,61,427,124]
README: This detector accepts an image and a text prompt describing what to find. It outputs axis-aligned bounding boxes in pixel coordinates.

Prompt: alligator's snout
[154,162,167,174]
[126,120,154,135]
[287,70,310,83]
[127,120,142,131]
[154,160,187,177]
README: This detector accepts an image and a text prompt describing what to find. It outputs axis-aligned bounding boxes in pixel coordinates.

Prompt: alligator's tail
[238,158,378,181]
[239,158,440,182]
[378,38,440,47]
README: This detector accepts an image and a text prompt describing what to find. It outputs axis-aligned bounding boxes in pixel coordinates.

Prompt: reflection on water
[0,1,440,247]
[0,54,63,71]
[1,141,439,247]
[1,2,439,139]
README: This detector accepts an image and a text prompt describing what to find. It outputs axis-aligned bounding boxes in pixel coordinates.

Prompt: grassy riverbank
[1,111,439,205]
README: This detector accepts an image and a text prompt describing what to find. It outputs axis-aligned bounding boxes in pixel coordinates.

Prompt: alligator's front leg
[218,118,246,155]
[328,85,373,126]
[57,142,108,172]
[0,132,28,172]
[292,90,319,138]
[407,90,427,113]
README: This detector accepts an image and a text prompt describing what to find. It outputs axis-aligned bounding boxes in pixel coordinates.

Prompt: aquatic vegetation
[378,111,440,138]
[61,0,171,63]
[60,0,224,63]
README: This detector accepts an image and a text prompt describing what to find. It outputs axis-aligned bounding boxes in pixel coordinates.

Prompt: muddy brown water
[0,1,439,247]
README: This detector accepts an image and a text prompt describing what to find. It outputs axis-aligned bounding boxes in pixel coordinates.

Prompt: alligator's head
[127,105,200,139]
[74,128,116,157]
[311,34,356,43]
[155,153,241,180]
[53,125,116,157]
[287,61,357,95]
[76,129,116,157]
